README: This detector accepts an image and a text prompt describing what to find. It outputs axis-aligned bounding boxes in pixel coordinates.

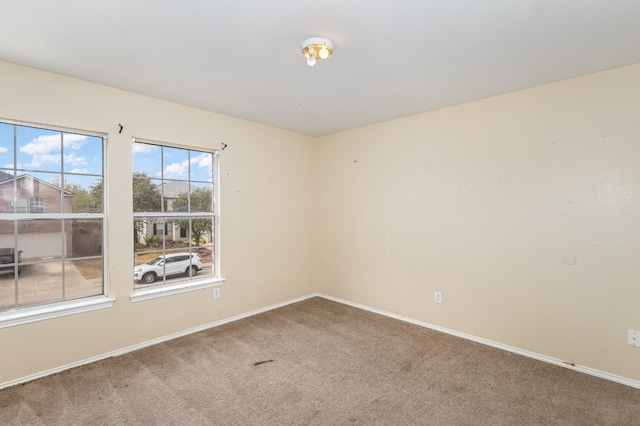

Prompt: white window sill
[0,296,115,329]
[130,277,225,302]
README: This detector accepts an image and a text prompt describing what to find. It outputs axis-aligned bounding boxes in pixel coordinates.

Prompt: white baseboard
[319,294,640,390]
[0,293,321,390]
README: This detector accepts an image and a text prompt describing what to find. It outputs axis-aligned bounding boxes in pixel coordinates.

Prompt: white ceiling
[1,1,640,136]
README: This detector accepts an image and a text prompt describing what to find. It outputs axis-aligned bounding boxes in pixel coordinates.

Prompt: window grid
[0,119,106,312]
[132,139,219,289]
[29,198,44,213]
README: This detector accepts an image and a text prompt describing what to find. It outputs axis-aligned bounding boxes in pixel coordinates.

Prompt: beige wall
[317,63,640,381]
[0,60,316,384]
[2,58,640,386]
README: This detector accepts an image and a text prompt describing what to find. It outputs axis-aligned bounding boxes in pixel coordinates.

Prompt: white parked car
[134,252,203,284]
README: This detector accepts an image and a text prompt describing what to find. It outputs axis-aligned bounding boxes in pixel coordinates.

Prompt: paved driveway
[0,261,102,310]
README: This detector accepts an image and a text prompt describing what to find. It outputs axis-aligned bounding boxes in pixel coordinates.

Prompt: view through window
[0,120,105,311]
[132,140,217,289]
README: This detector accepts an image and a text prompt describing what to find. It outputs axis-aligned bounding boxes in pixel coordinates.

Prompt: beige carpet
[1,297,638,425]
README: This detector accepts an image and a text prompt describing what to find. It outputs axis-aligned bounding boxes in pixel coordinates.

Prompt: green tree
[53,178,101,213]
[132,172,161,212]
[64,182,91,213]
[171,187,213,246]
[132,172,162,244]
[87,179,103,212]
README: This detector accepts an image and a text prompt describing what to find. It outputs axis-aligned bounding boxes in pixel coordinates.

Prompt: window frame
[130,138,222,302]
[0,118,112,328]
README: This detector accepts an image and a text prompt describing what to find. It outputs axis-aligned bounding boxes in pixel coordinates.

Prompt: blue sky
[132,141,213,183]
[0,123,103,180]
[0,124,213,190]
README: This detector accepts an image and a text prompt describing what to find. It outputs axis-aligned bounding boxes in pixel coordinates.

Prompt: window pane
[0,123,14,170]
[189,216,213,246]
[18,261,63,308]
[132,142,161,176]
[190,150,213,183]
[0,233,19,309]
[65,259,103,300]
[63,133,103,176]
[0,220,16,254]
[134,249,164,287]
[162,247,196,284]
[15,172,63,214]
[161,180,190,212]
[70,219,103,257]
[0,274,15,310]
[18,219,65,261]
[16,126,61,173]
[133,176,161,213]
[0,176,15,213]
[162,146,189,180]
[161,183,213,213]
[195,244,214,279]
[190,183,214,213]
[133,218,149,248]
[65,175,102,213]
[134,216,165,249]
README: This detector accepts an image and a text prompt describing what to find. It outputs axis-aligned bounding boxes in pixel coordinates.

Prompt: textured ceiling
[1,1,640,136]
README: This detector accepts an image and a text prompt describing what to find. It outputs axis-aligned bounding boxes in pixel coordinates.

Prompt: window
[11,198,27,213]
[0,120,106,314]
[152,222,167,236]
[132,139,220,299]
[29,198,44,213]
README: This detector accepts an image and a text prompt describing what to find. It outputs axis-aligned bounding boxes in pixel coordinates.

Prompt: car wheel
[142,272,156,284]
[186,266,198,277]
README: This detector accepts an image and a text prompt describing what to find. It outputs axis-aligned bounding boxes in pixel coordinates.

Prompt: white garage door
[0,232,63,260]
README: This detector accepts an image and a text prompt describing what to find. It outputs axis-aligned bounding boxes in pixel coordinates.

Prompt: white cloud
[0,147,7,153]
[191,152,212,169]
[164,153,213,179]
[70,168,89,174]
[132,143,157,155]
[20,134,62,155]
[64,154,87,167]
[29,153,60,168]
[164,162,187,178]
[19,133,88,168]
[189,153,212,180]
[62,134,87,150]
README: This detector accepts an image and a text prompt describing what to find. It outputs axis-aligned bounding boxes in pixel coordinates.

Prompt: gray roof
[159,181,212,199]
[160,181,191,198]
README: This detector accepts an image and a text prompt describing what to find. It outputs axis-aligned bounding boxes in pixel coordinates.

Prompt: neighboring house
[136,181,212,246]
[160,180,191,213]
[0,173,74,259]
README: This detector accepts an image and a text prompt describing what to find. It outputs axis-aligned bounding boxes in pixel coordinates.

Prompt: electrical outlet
[434,291,442,304]
[213,287,220,300]
[628,330,640,347]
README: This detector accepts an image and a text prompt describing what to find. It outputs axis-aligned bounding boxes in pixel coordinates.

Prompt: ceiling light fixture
[301,37,334,67]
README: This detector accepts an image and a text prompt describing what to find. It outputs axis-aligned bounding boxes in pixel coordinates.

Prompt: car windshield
[146,257,165,265]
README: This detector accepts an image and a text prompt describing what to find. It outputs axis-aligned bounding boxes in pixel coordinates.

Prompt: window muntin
[0,120,105,312]
[132,140,217,290]
[29,198,44,213]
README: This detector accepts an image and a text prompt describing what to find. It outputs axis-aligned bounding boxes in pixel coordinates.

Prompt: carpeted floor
[1,297,638,425]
